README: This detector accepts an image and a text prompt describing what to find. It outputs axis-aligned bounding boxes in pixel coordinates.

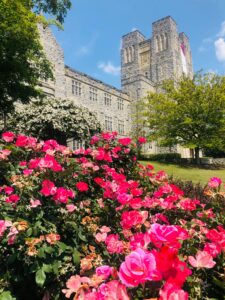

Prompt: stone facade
[39,16,194,157]
[121,16,193,100]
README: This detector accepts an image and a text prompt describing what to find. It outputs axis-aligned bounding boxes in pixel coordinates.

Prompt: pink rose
[76,181,89,192]
[118,248,160,287]
[149,223,189,248]
[159,283,188,300]
[138,137,147,144]
[98,280,130,300]
[188,251,216,268]
[66,204,77,212]
[118,137,132,146]
[30,199,42,208]
[96,265,112,279]
[208,177,222,189]
[62,275,90,298]
[2,132,15,142]
[40,180,57,197]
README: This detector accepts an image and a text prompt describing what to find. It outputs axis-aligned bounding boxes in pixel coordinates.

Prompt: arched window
[129,47,133,62]
[164,33,168,49]
[156,35,160,52]
[161,34,165,50]
[126,48,129,63]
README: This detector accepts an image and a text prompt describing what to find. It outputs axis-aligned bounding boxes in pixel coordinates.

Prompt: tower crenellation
[121,16,193,96]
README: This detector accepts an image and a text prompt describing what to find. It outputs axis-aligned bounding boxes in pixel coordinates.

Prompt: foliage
[32,0,72,24]
[141,153,181,163]
[0,131,224,299]
[0,0,53,124]
[9,98,102,145]
[203,147,225,158]
[142,73,225,163]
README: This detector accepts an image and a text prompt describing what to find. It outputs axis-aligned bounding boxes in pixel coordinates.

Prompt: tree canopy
[142,73,225,162]
[10,98,102,144]
[0,0,53,123]
[0,0,72,128]
[32,0,72,24]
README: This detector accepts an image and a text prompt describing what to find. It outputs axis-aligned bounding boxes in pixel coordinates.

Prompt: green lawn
[139,161,225,185]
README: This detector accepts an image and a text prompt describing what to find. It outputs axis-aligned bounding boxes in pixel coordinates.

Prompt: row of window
[105,117,125,135]
[72,80,124,110]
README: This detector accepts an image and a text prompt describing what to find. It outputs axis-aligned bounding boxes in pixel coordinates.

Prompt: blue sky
[52,0,225,88]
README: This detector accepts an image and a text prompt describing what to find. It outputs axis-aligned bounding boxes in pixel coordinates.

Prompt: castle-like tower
[121,16,193,100]
[38,16,194,157]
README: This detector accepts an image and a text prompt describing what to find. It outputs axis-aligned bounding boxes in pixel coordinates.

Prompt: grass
[139,160,225,185]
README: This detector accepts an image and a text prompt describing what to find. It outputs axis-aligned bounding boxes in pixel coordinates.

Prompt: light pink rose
[188,251,216,268]
[98,280,130,300]
[159,283,188,300]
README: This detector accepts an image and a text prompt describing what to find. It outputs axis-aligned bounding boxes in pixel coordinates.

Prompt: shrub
[0,132,224,299]
[141,152,181,163]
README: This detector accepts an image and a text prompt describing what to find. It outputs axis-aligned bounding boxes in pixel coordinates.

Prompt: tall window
[89,87,98,101]
[117,98,124,110]
[104,93,111,106]
[105,116,112,131]
[72,80,81,96]
[118,120,125,135]
[72,139,85,150]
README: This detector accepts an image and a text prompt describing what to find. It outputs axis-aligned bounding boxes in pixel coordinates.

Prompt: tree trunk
[194,147,200,165]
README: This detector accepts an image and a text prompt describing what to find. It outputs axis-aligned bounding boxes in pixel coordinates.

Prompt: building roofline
[152,15,177,25]
[65,65,128,96]
[179,32,189,40]
[122,29,146,39]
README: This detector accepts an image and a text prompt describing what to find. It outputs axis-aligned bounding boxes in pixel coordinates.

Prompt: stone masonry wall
[65,66,131,136]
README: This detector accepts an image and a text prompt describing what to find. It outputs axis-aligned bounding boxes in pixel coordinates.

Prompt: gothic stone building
[39,16,193,157]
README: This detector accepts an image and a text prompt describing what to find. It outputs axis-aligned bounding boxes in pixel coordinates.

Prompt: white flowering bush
[9,98,102,144]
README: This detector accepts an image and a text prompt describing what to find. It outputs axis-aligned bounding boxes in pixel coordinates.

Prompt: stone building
[39,16,194,156]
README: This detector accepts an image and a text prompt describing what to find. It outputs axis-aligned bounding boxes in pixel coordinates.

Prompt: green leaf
[0,291,16,300]
[26,228,33,236]
[72,249,80,265]
[57,241,68,251]
[35,269,46,287]
[42,264,52,273]
[78,231,87,242]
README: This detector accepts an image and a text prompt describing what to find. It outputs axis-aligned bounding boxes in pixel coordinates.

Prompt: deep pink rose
[118,137,132,146]
[5,194,20,203]
[76,181,89,192]
[149,223,189,248]
[118,248,160,287]
[2,132,15,142]
[96,265,112,279]
[40,180,57,196]
[138,137,147,144]
[208,177,222,188]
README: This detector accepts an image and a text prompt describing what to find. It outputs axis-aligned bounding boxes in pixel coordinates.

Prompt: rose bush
[0,131,224,299]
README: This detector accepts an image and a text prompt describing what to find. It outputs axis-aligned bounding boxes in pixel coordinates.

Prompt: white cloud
[98,61,121,76]
[198,46,206,53]
[75,46,90,56]
[214,38,225,62]
[132,27,137,32]
[217,21,225,37]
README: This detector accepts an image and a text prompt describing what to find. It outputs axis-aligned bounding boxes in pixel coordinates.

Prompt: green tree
[0,0,72,129]
[10,98,102,144]
[0,0,53,128]
[142,73,225,164]
[32,0,72,24]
